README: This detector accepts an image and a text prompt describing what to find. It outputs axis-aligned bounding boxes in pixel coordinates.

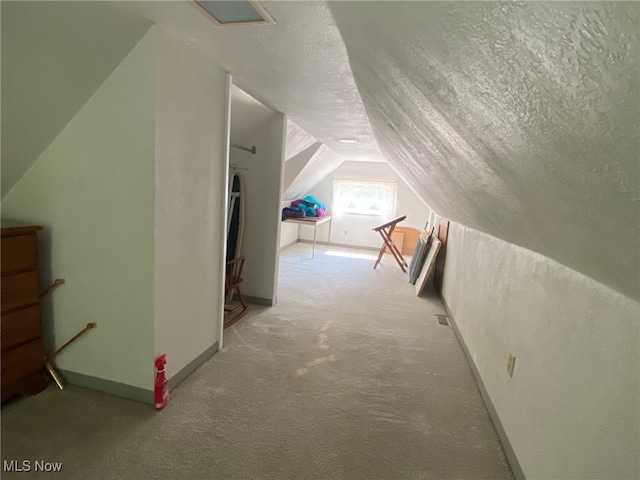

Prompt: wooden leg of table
[372,215,409,272]
[374,242,386,269]
[385,231,408,268]
[390,244,408,271]
[375,226,395,269]
[380,229,407,272]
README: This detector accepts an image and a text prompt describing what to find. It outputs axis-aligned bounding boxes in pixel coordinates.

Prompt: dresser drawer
[1,305,41,352]
[1,234,38,275]
[1,370,47,403]
[1,270,40,313]
[1,338,44,385]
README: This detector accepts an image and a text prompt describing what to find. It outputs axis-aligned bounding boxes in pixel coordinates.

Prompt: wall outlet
[507,353,516,377]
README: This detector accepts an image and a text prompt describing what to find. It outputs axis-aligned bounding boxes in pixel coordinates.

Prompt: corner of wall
[152,26,229,381]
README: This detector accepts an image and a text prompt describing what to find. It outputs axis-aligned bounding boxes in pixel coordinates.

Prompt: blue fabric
[298,203,317,217]
[303,196,326,210]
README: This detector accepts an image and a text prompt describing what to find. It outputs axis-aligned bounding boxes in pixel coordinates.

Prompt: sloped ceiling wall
[122,1,383,162]
[230,84,274,146]
[1,1,152,196]
[282,142,323,196]
[230,86,342,202]
[286,120,317,161]
[282,143,344,201]
[283,121,345,200]
[329,1,639,301]
[283,144,343,201]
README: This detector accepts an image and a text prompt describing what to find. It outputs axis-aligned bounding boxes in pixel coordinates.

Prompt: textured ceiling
[122,0,382,162]
[230,85,341,199]
[4,1,637,300]
[285,120,317,162]
[329,1,639,300]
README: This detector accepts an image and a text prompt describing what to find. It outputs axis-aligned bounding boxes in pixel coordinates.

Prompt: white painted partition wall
[1,28,158,396]
[441,223,640,480]
[2,23,231,402]
[153,28,229,382]
[230,105,286,305]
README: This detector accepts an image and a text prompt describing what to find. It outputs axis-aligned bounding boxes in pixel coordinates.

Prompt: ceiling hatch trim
[192,0,275,27]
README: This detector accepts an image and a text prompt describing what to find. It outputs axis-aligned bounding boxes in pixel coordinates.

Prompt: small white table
[284,215,332,258]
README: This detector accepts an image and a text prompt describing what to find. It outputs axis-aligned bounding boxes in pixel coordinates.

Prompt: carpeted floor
[1,243,513,479]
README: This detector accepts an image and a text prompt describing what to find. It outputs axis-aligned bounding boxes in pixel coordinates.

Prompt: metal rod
[229,163,250,172]
[45,322,96,390]
[40,278,65,298]
[45,360,65,390]
[47,323,96,361]
[230,143,256,154]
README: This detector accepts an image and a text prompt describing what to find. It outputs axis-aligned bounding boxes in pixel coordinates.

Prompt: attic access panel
[193,1,275,26]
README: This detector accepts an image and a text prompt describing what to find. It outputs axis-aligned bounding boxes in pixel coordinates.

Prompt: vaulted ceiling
[3,1,638,301]
[142,0,637,300]
[328,1,639,301]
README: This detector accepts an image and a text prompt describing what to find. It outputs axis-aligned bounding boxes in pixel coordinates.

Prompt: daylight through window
[332,179,397,216]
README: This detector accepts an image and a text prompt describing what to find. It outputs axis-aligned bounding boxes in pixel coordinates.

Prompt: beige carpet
[1,243,512,479]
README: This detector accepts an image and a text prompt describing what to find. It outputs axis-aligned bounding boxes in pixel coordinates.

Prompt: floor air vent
[436,315,450,326]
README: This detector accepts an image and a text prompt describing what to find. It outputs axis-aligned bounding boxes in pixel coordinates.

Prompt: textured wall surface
[330,1,639,301]
[2,29,157,390]
[1,1,152,196]
[153,27,229,379]
[442,223,639,479]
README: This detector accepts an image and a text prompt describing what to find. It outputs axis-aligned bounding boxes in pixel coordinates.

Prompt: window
[332,178,397,216]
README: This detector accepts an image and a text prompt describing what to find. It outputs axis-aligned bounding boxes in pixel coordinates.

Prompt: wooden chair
[224,256,249,328]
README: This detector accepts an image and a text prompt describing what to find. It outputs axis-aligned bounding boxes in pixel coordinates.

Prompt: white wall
[442,223,640,480]
[1,1,152,195]
[280,221,299,249]
[153,28,228,380]
[1,29,157,390]
[230,110,286,304]
[300,161,431,248]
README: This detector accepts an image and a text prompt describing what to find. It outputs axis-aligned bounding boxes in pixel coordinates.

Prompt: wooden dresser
[1,222,47,402]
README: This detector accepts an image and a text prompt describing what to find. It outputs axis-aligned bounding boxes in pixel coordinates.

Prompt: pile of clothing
[282,196,327,220]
